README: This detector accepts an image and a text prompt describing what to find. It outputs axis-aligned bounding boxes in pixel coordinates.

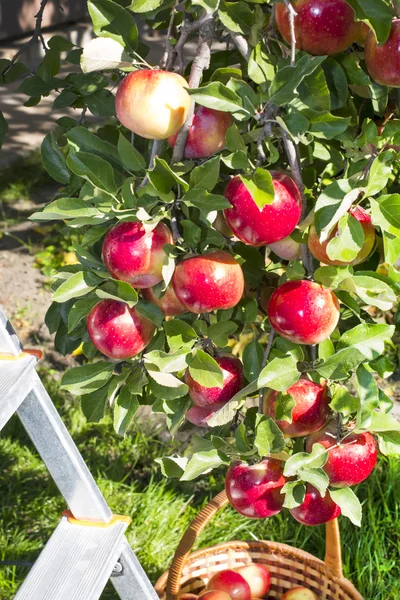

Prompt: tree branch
[7,0,50,69]
[284,0,298,66]
[171,14,215,164]
[160,0,180,69]
[166,14,207,72]
[229,32,251,61]
[258,329,275,413]
[137,140,160,190]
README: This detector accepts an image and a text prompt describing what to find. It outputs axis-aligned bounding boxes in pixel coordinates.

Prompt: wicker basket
[155,490,364,600]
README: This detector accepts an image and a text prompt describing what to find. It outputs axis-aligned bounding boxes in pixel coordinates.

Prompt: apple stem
[284,0,298,66]
[258,329,275,412]
[171,13,216,163]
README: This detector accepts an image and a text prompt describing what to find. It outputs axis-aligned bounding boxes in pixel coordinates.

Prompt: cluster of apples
[180,565,318,600]
[276,0,400,88]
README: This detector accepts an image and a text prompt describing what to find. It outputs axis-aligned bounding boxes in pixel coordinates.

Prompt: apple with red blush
[365,20,400,87]
[267,280,340,345]
[103,221,173,289]
[185,355,244,407]
[224,171,302,246]
[306,426,377,488]
[116,69,190,139]
[236,564,271,598]
[172,250,244,314]
[281,588,318,600]
[308,206,375,266]
[225,459,286,519]
[268,236,301,261]
[142,283,186,316]
[198,592,231,600]
[87,299,155,359]
[275,0,356,56]
[206,570,251,600]
[168,106,232,159]
[186,403,226,427]
[263,379,331,438]
[290,485,341,526]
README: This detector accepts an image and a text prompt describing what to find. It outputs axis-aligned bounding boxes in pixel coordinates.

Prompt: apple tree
[14,0,400,527]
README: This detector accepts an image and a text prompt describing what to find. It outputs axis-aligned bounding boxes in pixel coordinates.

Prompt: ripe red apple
[185,403,226,427]
[267,280,340,345]
[116,69,190,139]
[290,485,341,526]
[236,564,271,598]
[102,221,173,289]
[185,355,244,407]
[142,283,186,316]
[168,106,232,159]
[263,379,330,438]
[225,459,286,519]
[87,299,155,359]
[206,570,251,600]
[172,250,244,314]
[198,592,231,600]
[308,206,376,266]
[281,588,318,600]
[275,0,356,56]
[365,20,400,87]
[224,172,302,246]
[306,427,378,488]
[268,236,301,261]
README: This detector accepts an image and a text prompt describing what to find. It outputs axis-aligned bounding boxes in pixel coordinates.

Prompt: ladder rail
[112,539,159,600]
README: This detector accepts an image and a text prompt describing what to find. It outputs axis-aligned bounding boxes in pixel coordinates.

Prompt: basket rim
[155,539,364,600]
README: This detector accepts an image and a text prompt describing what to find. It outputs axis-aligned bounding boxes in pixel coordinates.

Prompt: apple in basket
[236,564,271,597]
[206,569,252,600]
[198,592,232,600]
[281,587,319,599]
[179,595,199,600]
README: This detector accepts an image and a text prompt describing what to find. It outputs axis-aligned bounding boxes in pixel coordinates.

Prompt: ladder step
[15,515,130,600]
[0,354,37,431]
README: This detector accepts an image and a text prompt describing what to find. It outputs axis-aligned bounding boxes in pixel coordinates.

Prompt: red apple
[267,280,340,345]
[142,284,186,316]
[224,172,302,246]
[306,427,378,488]
[275,0,356,56]
[185,355,244,407]
[168,106,232,159]
[225,459,286,519]
[198,592,231,600]
[179,595,198,600]
[268,236,301,261]
[308,206,376,266]
[116,69,190,139]
[186,403,226,427]
[102,221,173,289]
[263,379,331,438]
[354,21,370,46]
[87,299,155,359]
[206,570,251,600]
[281,588,318,600]
[290,485,341,526]
[172,250,244,314]
[236,564,271,598]
[365,20,400,87]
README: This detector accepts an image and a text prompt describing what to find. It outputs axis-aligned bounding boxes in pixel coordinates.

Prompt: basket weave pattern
[155,491,364,600]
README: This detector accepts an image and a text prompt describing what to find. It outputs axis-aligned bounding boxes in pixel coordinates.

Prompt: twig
[393,0,400,18]
[166,15,206,72]
[170,204,182,243]
[160,0,180,69]
[284,0,297,66]
[78,105,87,126]
[171,14,215,164]
[229,32,251,61]
[6,0,50,70]
[258,329,275,413]
[137,140,160,190]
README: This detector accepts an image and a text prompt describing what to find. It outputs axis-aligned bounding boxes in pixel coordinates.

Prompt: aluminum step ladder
[0,307,159,600]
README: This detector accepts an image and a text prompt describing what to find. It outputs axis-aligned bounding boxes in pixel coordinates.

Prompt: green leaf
[187,82,248,117]
[269,55,327,106]
[18,74,58,97]
[307,111,352,140]
[364,411,400,433]
[189,156,220,191]
[67,152,116,193]
[322,58,348,110]
[41,132,70,184]
[240,168,275,210]
[207,322,238,347]
[356,364,379,429]
[226,123,247,152]
[144,348,189,373]
[275,392,295,423]
[314,265,354,289]
[0,110,8,149]
[329,487,362,527]
[155,455,188,478]
[282,481,306,509]
[66,126,122,169]
[326,213,365,263]
[329,384,358,417]
[148,370,188,400]
[258,355,300,392]
[188,350,224,388]
[337,323,395,360]
[117,133,146,173]
[314,179,359,241]
[218,1,255,35]
[378,431,400,458]
[339,274,397,310]
[86,89,116,117]
[68,296,99,333]
[80,385,108,422]
[81,36,132,73]
[363,151,394,198]
[284,443,328,477]
[235,423,251,453]
[207,379,259,426]
[243,339,264,383]
[96,280,138,307]
[299,468,329,497]
[181,449,227,481]
[36,48,60,81]
[183,189,231,213]
[53,272,99,303]
[371,194,400,231]
[344,0,393,43]
[254,414,285,456]
[148,157,189,193]
[135,299,163,327]
[87,0,138,50]
[62,361,115,395]
[318,338,335,360]
[296,67,330,112]
[30,198,100,221]
[248,42,275,85]
[164,320,197,351]
[113,387,139,436]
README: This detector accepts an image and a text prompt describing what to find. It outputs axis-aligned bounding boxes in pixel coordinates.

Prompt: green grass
[0,368,399,599]
[0,153,51,204]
